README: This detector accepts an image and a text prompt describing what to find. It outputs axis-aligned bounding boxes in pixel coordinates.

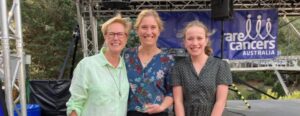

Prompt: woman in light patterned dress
[172,20,232,116]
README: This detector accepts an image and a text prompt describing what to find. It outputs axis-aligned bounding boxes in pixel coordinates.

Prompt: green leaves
[22,0,78,79]
[278,16,300,55]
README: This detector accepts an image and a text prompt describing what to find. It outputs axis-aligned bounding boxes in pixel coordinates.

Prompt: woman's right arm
[173,86,185,116]
[171,62,185,116]
[66,61,88,116]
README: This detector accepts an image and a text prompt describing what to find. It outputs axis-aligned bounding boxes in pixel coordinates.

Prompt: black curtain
[0,82,8,116]
[29,80,71,116]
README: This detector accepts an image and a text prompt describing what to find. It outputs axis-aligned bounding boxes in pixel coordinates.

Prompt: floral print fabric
[124,47,175,112]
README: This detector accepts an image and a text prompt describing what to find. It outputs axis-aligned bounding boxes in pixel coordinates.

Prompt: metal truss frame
[86,0,300,18]
[0,0,27,116]
[76,0,300,56]
[0,1,297,115]
[76,0,300,95]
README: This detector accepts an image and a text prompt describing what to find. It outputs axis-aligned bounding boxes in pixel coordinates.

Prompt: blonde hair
[101,14,132,35]
[134,9,164,32]
[182,20,213,55]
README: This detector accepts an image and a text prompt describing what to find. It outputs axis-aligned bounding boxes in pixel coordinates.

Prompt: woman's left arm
[160,96,173,111]
[211,84,229,116]
[145,67,174,114]
[145,56,175,114]
[145,96,173,114]
[212,60,232,116]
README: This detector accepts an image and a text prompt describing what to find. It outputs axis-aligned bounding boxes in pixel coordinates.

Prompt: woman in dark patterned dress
[172,20,232,116]
[124,9,175,116]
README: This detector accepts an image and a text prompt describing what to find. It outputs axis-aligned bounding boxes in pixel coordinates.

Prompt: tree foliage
[21,0,77,79]
[19,0,300,81]
[278,16,300,55]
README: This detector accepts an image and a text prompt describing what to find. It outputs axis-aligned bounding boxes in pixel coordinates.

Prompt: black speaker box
[102,0,130,9]
[211,0,233,20]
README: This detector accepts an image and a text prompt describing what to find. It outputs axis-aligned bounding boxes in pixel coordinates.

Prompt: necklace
[106,66,122,97]
[141,60,150,68]
[138,47,161,68]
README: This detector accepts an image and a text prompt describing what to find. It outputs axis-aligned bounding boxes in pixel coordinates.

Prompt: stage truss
[76,0,300,56]
[75,0,300,95]
[0,0,27,116]
[80,0,300,18]
[0,1,298,116]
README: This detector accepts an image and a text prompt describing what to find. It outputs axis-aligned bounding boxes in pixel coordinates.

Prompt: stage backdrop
[158,9,278,59]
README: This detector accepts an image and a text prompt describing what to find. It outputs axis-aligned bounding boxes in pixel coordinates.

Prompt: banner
[158,9,278,59]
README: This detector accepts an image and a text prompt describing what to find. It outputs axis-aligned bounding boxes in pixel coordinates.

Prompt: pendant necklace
[106,66,122,97]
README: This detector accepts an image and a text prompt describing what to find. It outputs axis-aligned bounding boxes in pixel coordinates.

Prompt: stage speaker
[102,0,130,9]
[211,0,233,20]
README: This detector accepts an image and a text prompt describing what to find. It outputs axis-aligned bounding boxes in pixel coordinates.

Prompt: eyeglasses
[106,32,126,38]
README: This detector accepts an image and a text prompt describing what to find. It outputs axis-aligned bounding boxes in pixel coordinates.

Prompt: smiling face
[104,22,128,54]
[184,26,208,57]
[137,16,160,47]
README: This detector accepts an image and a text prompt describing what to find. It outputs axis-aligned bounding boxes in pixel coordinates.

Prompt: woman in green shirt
[66,14,131,116]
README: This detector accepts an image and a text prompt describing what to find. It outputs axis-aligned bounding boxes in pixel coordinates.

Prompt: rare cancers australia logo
[224,14,277,57]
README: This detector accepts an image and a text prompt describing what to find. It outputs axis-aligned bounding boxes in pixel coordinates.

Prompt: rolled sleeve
[66,62,88,116]
[66,103,81,116]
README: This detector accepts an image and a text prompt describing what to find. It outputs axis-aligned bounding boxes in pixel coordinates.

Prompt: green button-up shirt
[66,48,129,116]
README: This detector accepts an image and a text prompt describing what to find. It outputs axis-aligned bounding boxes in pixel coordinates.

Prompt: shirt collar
[99,47,123,68]
[187,55,212,64]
